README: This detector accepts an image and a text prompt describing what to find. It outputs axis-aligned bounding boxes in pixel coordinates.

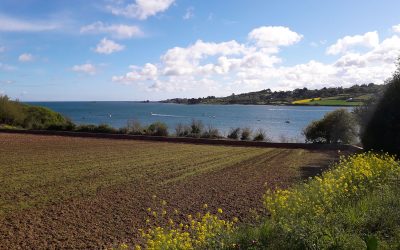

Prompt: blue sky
[0,0,400,101]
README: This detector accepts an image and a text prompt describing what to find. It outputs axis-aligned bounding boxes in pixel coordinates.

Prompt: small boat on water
[285,120,290,124]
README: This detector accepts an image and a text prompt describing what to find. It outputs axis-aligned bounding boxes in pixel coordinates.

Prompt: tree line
[162,83,385,105]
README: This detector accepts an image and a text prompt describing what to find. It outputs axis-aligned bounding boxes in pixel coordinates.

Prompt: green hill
[162,83,385,106]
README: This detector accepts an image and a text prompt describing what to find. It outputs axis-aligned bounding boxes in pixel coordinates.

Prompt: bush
[362,59,400,155]
[47,119,76,131]
[0,95,72,130]
[227,127,241,140]
[0,95,25,125]
[240,127,252,140]
[189,119,204,137]
[253,128,268,141]
[125,119,144,135]
[201,125,221,139]
[147,122,169,136]
[303,109,358,144]
[175,122,190,137]
[75,124,117,133]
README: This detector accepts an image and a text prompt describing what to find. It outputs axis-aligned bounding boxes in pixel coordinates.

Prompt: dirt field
[0,133,339,249]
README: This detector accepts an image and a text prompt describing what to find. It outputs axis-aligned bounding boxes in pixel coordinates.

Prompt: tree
[361,58,400,155]
[303,109,358,144]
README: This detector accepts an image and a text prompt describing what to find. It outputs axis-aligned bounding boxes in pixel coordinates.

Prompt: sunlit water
[28,102,351,141]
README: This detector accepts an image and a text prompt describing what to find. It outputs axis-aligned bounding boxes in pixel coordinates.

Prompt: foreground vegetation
[133,152,400,249]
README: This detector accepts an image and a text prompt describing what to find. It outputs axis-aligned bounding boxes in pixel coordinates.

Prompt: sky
[0,0,400,101]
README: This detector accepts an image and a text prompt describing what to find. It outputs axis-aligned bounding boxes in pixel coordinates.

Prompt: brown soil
[0,134,339,249]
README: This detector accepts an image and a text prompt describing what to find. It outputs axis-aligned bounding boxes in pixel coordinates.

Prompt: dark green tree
[303,109,358,144]
[361,58,400,155]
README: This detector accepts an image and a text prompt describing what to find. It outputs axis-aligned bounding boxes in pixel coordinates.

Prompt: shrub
[0,95,25,125]
[47,119,76,131]
[201,125,221,139]
[253,128,268,141]
[75,124,116,133]
[175,122,190,137]
[0,95,73,130]
[303,109,358,144]
[240,127,252,141]
[75,124,98,132]
[147,122,169,136]
[189,119,204,137]
[227,127,241,140]
[126,119,144,135]
[362,59,400,155]
[96,124,117,133]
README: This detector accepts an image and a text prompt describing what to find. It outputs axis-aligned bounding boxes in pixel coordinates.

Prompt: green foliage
[0,95,72,130]
[189,119,204,137]
[362,59,400,156]
[223,153,400,249]
[22,106,69,129]
[227,127,241,140]
[163,83,384,105]
[0,95,25,125]
[303,109,358,144]
[147,122,169,136]
[75,124,117,133]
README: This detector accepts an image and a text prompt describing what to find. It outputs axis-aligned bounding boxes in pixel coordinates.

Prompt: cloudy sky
[0,0,400,101]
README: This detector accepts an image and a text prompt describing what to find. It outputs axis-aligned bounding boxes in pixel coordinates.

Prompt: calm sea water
[27,102,351,141]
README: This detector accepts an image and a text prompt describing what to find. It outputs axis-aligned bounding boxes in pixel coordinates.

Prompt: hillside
[161,83,385,106]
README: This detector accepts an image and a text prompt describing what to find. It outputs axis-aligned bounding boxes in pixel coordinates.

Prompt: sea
[27,102,351,141]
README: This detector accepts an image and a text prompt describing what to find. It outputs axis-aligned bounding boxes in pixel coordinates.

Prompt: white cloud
[112,25,400,97]
[393,24,400,33]
[94,38,125,54]
[183,7,194,20]
[0,14,58,32]
[107,0,175,20]
[248,26,303,50]
[0,63,14,71]
[80,21,143,39]
[18,53,34,62]
[0,80,15,84]
[326,31,379,55]
[72,63,97,75]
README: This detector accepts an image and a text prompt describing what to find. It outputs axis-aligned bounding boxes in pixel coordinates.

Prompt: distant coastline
[161,83,384,107]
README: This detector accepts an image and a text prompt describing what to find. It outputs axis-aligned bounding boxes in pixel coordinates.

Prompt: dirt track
[0,133,339,249]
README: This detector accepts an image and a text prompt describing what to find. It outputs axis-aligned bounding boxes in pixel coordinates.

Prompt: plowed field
[0,133,340,249]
